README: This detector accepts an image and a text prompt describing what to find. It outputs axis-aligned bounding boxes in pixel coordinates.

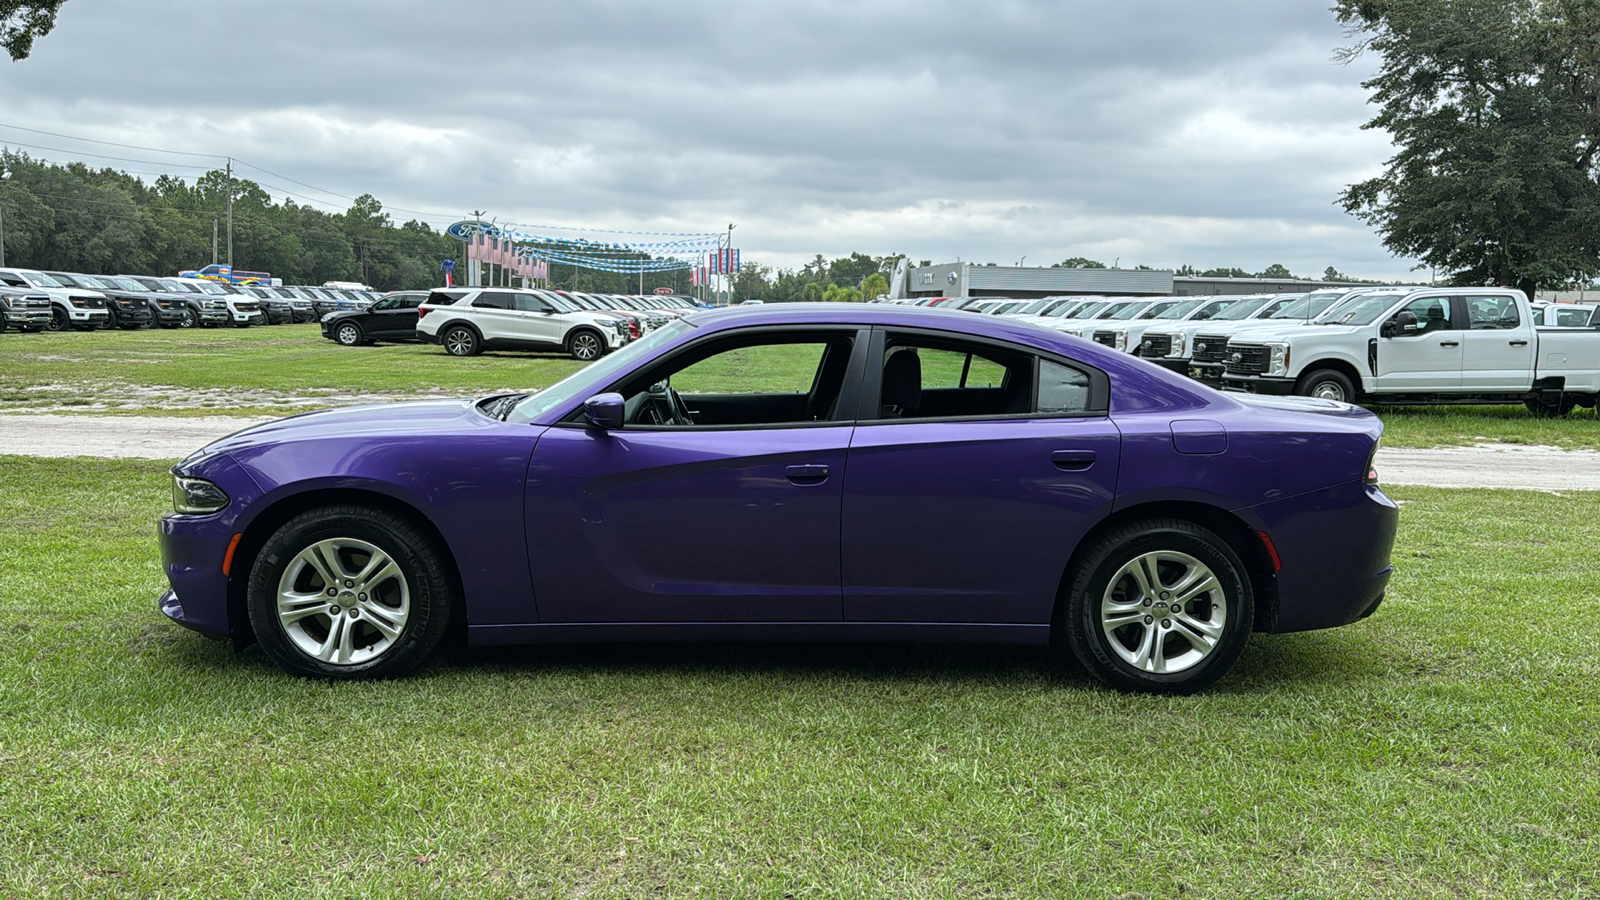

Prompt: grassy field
[1,325,1597,447]
[0,456,1595,897]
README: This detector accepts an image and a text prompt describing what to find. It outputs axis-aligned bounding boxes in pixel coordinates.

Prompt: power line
[0,120,227,159]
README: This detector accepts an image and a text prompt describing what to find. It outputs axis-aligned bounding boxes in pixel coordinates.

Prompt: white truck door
[1460,294,1535,390]
[1375,295,1463,391]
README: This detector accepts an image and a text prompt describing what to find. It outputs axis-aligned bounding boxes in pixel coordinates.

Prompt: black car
[46,272,155,329]
[320,291,428,345]
[241,287,296,324]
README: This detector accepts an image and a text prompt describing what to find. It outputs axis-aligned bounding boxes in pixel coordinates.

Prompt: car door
[512,292,565,348]
[1460,294,1535,390]
[840,329,1121,626]
[368,295,421,340]
[468,290,528,342]
[1374,295,1463,391]
[523,327,866,623]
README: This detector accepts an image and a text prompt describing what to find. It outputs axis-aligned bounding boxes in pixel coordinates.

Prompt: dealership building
[894,262,1373,300]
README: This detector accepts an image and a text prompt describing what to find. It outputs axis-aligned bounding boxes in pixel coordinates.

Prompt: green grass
[3,326,1599,448]
[0,457,1596,897]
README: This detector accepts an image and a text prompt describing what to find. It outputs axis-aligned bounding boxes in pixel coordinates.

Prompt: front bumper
[67,307,109,323]
[231,312,265,325]
[1222,373,1297,395]
[112,307,155,326]
[153,306,187,325]
[1188,361,1225,384]
[3,308,51,327]
[1142,356,1189,374]
[291,307,316,323]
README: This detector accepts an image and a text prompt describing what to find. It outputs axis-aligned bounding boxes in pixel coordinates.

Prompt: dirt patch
[1375,443,1600,492]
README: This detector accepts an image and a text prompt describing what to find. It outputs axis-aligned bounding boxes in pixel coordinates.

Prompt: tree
[1051,257,1105,268]
[2,1,66,60]
[860,272,889,302]
[1258,263,1295,279]
[1335,0,1600,296]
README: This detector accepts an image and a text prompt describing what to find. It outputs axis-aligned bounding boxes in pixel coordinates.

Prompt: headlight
[1114,333,1129,352]
[1267,342,1291,376]
[1169,334,1186,358]
[172,475,230,515]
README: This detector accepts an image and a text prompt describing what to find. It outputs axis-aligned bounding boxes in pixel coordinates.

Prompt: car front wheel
[566,328,604,361]
[247,506,453,679]
[442,325,481,357]
[1296,368,1355,403]
[335,322,364,346]
[1062,518,1253,694]
[48,308,68,331]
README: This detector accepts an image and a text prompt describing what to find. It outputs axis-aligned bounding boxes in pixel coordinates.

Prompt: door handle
[1051,449,1097,471]
[1438,340,1460,347]
[784,464,830,485]
[1509,339,1529,347]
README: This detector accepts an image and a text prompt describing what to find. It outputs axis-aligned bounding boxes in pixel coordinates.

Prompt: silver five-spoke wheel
[1100,550,1227,674]
[276,537,411,666]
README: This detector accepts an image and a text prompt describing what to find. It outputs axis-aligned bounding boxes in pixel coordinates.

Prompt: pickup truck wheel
[566,328,604,361]
[179,309,198,328]
[247,506,453,679]
[0,310,7,331]
[1296,369,1355,403]
[1061,518,1252,694]
[442,325,481,357]
[48,308,68,331]
[335,322,365,346]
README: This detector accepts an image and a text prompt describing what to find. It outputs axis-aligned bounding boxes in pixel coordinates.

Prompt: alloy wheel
[571,332,601,360]
[181,309,198,328]
[444,329,474,356]
[1099,550,1227,674]
[275,537,411,666]
[337,323,361,345]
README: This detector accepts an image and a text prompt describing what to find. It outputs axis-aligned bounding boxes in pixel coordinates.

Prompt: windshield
[546,295,579,313]
[1149,299,1204,320]
[508,319,693,424]
[22,271,65,288]
[1064,301,1109,319]
[1106,302,1149,320]
[1267,296,1337,319]
[1210,297,1275,320]
[192,281,229,295]
[110,277,147,291]
[1015,298,1055,315]
[1038,299,1077,316]
[1324,292,1408,326]
[69,274,114,289]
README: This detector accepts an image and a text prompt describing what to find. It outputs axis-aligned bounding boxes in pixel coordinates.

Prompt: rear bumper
[1244,481,1399,634]
[1223,374,1297,395]
[417,328,441,345]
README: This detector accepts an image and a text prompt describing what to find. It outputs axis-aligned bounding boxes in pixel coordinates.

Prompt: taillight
[417,307,428,319]
[1364,437,1381,485]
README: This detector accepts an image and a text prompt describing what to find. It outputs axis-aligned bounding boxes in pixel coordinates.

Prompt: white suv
[416,288,633,360]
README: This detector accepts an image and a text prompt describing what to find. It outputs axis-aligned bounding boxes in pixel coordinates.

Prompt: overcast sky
[0,0,1411,278]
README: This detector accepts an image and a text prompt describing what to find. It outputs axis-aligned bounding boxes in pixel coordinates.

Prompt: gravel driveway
[2,413,1598,491]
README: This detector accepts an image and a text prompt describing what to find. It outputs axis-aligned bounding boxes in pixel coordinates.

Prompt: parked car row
[875,289,1600,415]
[0,265,386,333]
[322,288,706,360]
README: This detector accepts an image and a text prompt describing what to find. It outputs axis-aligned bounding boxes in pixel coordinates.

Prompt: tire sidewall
[337,322,362,346]
[246,508,450,679]
[567,328,603,361]
[1067,522,1253,694]
[1297,369,1354,403]
[443,326,479,357]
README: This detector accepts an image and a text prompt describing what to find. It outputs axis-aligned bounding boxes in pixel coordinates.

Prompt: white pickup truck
[1220,286,1600,416]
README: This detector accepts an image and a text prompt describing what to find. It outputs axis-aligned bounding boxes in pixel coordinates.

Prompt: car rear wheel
[442,325,481,357]
[247,506,453,679]
[566,328,604,361]
[1061,518,1252,694]
[335,322,364,346]
[1296,368,1355,403]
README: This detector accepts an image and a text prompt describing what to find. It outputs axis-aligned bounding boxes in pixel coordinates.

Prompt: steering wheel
[666,385,695,426]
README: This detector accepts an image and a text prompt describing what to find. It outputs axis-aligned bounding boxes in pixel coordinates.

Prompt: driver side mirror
[583,393,625,430]
[1383,309,1419,337]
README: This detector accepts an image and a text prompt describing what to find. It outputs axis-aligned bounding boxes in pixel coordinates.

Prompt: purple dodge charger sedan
[159,304,1397,693]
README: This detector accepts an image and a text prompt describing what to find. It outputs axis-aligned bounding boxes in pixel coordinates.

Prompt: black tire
[103,309,120,330]
[566,328,605,361]
[335,321,365,346]
[1525,397,1575,418]
[0,311,7,332]
[181,308,199,328]
[442,325,481,357]
[1061,518,1253,695]
[48,307,68,332]
[1295,368,1356,404]
[247,506,453,679]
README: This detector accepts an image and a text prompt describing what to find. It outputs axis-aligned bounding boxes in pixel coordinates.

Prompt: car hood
[190,399,486,462]
[1224,323,1363,343]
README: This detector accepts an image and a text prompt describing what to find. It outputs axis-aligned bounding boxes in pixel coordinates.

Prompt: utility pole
[225,157,234,267]
[1,166,10,267]
[212,219,218,265]
[726,222,736,305]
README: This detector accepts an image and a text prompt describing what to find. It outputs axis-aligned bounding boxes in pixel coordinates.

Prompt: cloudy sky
[0,0,1409,278]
